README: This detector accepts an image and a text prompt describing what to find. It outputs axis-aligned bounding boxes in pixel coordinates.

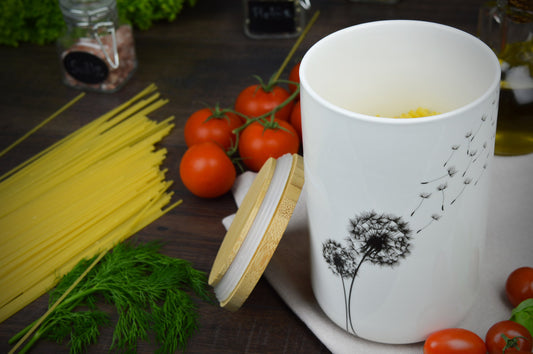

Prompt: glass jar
[243,0,311,39]
[478,0,533,155]
[57,0,137,93]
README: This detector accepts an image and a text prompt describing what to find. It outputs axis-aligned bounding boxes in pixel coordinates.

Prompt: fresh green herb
[0,0,65,46]
[0,0,197,46]
[510,298,533,337]
[9,242,212,353]
[119,0,197,31]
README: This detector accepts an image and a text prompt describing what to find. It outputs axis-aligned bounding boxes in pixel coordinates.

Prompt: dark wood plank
[0,0,486,352]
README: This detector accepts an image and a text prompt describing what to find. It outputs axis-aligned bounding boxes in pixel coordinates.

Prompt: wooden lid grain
[209,154,304,311]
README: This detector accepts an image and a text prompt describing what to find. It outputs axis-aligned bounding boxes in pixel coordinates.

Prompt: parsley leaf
[1,0,197,46]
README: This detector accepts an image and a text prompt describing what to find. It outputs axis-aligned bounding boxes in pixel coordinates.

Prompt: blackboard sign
[63,51,109,84]
[244,0,305,39]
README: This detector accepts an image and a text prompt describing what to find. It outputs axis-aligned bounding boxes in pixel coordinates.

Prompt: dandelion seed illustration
[417,214,442,234]
[462,150,478,177]
[444,145,460,167]
[474,142,488,164]
[475,163,488,185]
[451,178,472,205]
[323,211,412,334]
[344,211,412,332]
[323,240,358,278]
[461,150,477,177]
[421,167,458,185]
[411,192,432,216]
[347,212,412,266]
[465,131,473,154]
[437,182,448,211]
[479,140,489,155]
[471,115,487,142]
[323,240,358,332]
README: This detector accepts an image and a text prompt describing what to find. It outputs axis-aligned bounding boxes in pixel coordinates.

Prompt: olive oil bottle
[478,0,533,155]
[496,84,533,155]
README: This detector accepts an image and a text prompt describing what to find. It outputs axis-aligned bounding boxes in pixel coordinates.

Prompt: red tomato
[290,100,302,141]
[423,328,486,354]
[238,120,300,172]
[184,107,243,149]
[485,320,532,354]
[506,267,533,307]
[179,142,236,198]
[235,84,294,121]
[288,62,300,95]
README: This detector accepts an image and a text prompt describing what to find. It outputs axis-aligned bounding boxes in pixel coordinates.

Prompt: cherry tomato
[290,100,302,141]
[238,120,300,172]
[485,320,532,354]
[184,107,243,149]
[235,84,294,121]
[179,142,236,198]
[506,267,533,307]
[423,328,486,354]
[288,62,300,96]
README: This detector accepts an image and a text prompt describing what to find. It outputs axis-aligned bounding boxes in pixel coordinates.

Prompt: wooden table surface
[0,0,487,352]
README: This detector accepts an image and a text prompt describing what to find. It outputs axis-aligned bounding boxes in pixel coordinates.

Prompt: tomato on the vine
[184,107,243,149]
[485,320,532,354]
[288,62,300,96]
[423,328,486,354]
[290,100,302,141]
[179,142,236,198]
[235,84,294,121]
[238,119,300,172]
[506,267,533,308]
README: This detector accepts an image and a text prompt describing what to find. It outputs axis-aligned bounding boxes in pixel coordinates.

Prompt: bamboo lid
[209,153,304,311]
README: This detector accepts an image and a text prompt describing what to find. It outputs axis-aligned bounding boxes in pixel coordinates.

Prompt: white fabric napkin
[221,154,533,354]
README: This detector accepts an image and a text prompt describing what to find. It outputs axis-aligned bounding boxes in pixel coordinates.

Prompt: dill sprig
[9,242,212,353]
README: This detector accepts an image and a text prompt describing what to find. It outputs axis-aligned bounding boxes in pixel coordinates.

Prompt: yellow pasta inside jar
[395,107,440,118]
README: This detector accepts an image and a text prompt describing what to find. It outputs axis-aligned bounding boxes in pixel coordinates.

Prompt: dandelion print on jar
[300,21,500,344]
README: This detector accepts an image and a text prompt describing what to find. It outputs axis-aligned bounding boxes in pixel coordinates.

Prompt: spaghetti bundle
[0,84,180,323]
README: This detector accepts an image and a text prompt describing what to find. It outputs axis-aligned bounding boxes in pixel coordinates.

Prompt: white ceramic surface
[299,20,501,344]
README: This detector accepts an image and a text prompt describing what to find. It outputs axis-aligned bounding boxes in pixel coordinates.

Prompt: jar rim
[59,0,117,22]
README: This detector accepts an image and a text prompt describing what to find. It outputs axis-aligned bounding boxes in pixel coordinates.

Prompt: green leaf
[510,298,533,337]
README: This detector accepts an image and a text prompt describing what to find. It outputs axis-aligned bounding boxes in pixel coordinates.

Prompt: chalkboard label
[63,51,109,84]
[244,0,303,39]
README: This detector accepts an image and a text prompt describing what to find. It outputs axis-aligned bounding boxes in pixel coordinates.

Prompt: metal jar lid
[59,0,117,25]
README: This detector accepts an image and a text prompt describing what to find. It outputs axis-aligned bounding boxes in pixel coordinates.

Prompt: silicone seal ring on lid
[209,153,304,311]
